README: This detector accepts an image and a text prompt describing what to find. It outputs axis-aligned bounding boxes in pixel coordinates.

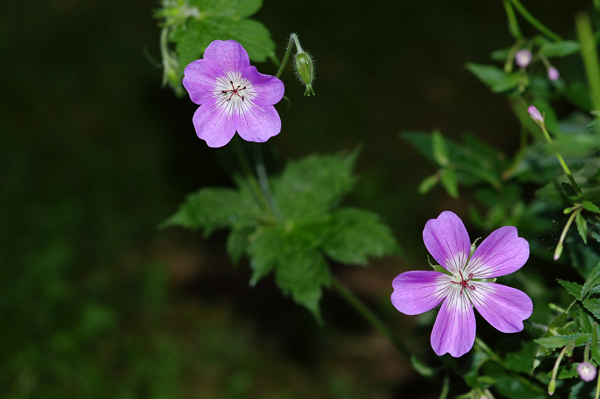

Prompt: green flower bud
[294,52,315,96]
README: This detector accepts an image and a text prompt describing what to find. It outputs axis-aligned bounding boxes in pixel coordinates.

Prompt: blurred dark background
[0,0,590,398]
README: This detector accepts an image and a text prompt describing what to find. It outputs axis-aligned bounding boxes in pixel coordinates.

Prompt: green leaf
[192,0,263,19]
[582,262,600,298]
[161,187,261,236]
[226,225,255,264]
[535,333,591,349]
[561,182,579,200]
[557,279,583,301]
[440,167,459,199]
[273,150,358,221]
[432,130,449,166]
[582,297,600,319]
[247,224,331,320]
[504,342,538,374]
[482,362,547,399]
[576,211,588,244]
[540,40,580,57]
[582,201,600,214]
[320,208,399,265]
[466,63,522,93]
[418,174,439,194]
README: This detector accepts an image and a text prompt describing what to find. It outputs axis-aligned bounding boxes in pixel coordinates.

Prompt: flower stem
[254,145,284,223]
[330,277,409,357]
[576,12,600,137]
[549,345,569,395]
[275,33,301,79]
[538,123,584,200]
[503,0,522,40]
[232,140,272,215]
[508,0,561,41]
[555,207,580,260]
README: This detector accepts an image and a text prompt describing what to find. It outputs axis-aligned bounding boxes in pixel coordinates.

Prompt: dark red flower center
[222,80,247,101]
[451,271,475,295]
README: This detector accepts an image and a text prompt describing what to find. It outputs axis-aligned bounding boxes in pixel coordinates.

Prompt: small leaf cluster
[163,151,399,320]
[154,0,276,95]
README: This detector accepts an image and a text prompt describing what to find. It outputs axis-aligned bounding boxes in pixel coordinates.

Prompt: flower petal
[391,271,449,315]
[468,226,529,278]
[183,59,222,104]
[242,66,285,106]
[203,40,250,75]
[431,289,476,357]
[423,211,470,275]
[234,103,281,143]
[470,282,533,333]
[192,100,236,148]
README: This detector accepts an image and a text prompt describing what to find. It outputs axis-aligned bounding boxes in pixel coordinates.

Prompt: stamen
[450,271,476,295]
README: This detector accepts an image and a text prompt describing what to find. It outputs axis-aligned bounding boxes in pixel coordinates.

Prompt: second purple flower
[391,211,533,357]
[183,40,285,148]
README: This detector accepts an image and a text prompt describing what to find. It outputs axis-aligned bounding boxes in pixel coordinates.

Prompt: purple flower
[182,40,285,148]
[391,211,533,357]
[547,66,560,81]
[578,362,597,382]
[515,49,532,68]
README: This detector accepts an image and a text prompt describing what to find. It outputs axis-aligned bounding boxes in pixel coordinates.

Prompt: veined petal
[391,271,449,315]
[470,282,533,333]
[423,211,470,275]
[431,289,476,357]
[468,226,529,278]
[204,40,250,75]
[192,100,236,148]
[183,59,223,104]
[242,66,285,106]
[234,103,281,143]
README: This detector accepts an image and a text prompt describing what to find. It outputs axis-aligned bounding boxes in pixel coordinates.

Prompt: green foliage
[155,0,276,95]
[164,151,398,320]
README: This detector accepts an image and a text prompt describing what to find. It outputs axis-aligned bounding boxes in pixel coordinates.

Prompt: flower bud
[547,66,560,81]
[578,362,597,382]
[527,105,544,126]
[515,49,532,68]
[294,52,315,96]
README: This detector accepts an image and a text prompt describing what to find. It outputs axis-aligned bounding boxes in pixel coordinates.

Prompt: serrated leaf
[582,201,600,214]
[466,63,522,93]
[540,40,580,57]
[582,297,600,319]
[535,334,591,349]
[247,224,331,321]
[582,262,600,298]
[161,187,261,236]
[440,167,459,199]
[191,0,263,19]
[273,150,358,221]
[557,279,583,301]
[226,225,255,264]
[432,130,449,166]
[320,208,399,265]
[576,211,589,244]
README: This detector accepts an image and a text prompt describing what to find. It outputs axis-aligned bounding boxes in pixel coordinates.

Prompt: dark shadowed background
[0,0,590,398]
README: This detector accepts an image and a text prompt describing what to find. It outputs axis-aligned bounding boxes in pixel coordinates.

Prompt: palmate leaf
[161,0,276,92]
[273,150,359,221]
[161,186,262,236]
[320,208,399,265]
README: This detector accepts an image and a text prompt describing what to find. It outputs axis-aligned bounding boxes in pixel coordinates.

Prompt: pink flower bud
[515,49,532,68]
[578,362,597,382]
[527,105,544,125]
[547,67,560,81]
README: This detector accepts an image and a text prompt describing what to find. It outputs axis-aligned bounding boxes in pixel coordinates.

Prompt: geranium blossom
[391,211,533,357]
[183,40,285,148]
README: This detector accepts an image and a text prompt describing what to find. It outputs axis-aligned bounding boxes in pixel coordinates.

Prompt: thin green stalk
[275,34,300,79]
[554,207,580,260]
[503,0,522,40]
[548,345,569,395]
[331,277,409,357]
[576,12,600,136]
[475,337,501,362]
[509,0,561,41]
[254,145,283,223]
[233,140,271,214]
[539,124,584,200]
